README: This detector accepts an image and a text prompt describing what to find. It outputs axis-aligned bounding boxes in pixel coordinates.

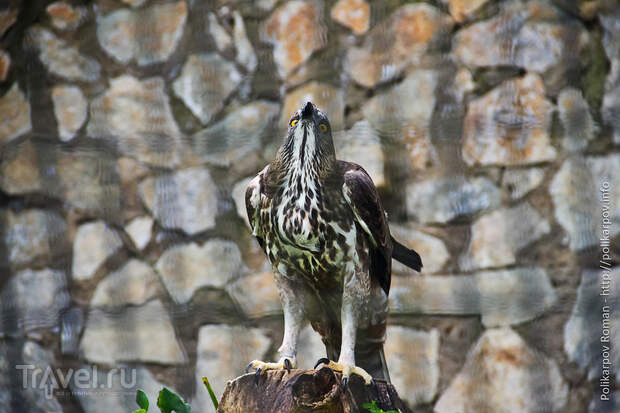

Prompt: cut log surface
[217,367,413,413]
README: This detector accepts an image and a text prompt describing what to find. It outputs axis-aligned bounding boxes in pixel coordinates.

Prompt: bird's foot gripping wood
[314,358,374,389]
[246,357,294,384]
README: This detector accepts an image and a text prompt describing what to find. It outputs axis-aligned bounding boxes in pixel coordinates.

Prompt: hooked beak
[301,101,315,122]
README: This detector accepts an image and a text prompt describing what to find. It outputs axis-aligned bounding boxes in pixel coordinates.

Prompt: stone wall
[0,0,618,412]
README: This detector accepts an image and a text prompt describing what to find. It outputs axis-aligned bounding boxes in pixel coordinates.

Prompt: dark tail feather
[391,236,423,272]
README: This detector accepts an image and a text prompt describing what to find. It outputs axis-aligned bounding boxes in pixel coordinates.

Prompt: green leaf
[136,389,149,411]
[132,410,147,413]
[201,376,219,410]
[157,388,191,413]
[362,400,400,413]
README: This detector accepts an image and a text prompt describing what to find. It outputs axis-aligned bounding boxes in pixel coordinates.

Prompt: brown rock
[0,83,31,145]
[46,1,87,31]
[0,6,18,38]
[0,50,10,82]
[346,4,453,88]
[0,141,40,194]
[462,73,556,166]
[331,0,370,35]
[261,1,326,78]
[281,82,345,130]
[447,0,491,22]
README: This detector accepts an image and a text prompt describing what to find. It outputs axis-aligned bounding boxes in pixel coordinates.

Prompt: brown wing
[340,161,393,294]
[245,165,270,249]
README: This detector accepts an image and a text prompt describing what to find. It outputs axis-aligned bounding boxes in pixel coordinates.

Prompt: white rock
[0,268,69,336]
[28,26,100,82]
[384,326,440,406]
[362,70,438,169]
[551,155,620,250]
[124,215,153,250]
[435,328,568,413]
[51,85,87,141]
[139,167,218,235]
[558,87,596,152]
[564,268,619,381]
[72,366,176,413]
[390,268,557,327]
[88,75,184,167]
[72,221,123,280]
[3,208,66,268]
[501,168,545,199]
[460,203,550,270]
[406,176,501,224]
[97,1,187,65]
[173,53,242,124]
[233,11,257,72]
[295,324,326,370]
[334,120,385,187]
[156,239,243,304]
[192,101,279,167]
[0,341,63,412]
[0,83,32,145]
[462,73,556,166]
[475,268,557,327]
[208,13,232,52]
[80,299,186,364]
[390,275,480,316]
[194,325,270,413]
[91,259,161,307]
[227,271,281,318]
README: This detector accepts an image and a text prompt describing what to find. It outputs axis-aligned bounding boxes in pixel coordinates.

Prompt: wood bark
[217,367,412,413]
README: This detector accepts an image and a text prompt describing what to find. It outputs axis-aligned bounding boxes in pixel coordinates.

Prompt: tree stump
[217,367,412,413]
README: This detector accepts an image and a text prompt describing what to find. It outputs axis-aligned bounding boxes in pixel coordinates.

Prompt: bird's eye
[290,119,298,127]
[319,123,328,132]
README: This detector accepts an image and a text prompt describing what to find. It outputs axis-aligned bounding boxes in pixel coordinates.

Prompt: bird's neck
[274,141,336,192]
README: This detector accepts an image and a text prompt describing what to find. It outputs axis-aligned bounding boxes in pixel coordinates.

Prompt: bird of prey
[245,101,422,386]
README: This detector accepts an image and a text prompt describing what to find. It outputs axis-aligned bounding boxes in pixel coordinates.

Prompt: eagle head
[282,101,336,167]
